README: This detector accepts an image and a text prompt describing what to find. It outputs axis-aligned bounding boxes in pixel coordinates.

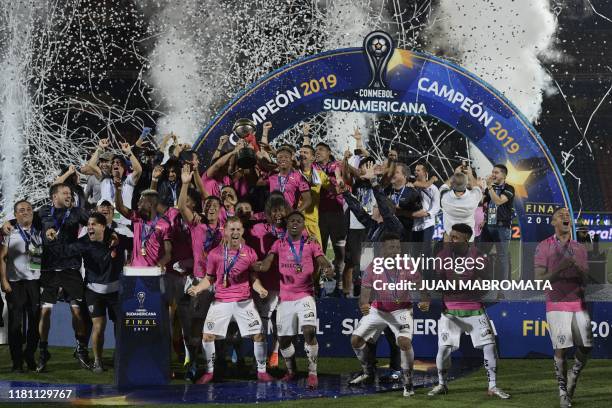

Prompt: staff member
[0,200,42,372]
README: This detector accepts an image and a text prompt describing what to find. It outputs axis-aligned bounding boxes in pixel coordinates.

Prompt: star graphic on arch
[504,160,532,198]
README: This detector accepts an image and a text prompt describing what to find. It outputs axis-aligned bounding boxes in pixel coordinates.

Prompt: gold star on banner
[386,49,414,73]
[504,160,532,198]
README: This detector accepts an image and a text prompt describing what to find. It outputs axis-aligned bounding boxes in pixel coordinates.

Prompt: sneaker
[281,372,296,382]
[196,372,214,384]
[11,364,24,373]
[379,370,401,384]
[183,355,191,367]
[36,349,51,373]
[268,351,279,369]
[567,371,577,398]
[403,384,415,397]
[348,372,374,386]
[307,373,318,389]
[73,347,91,370]
[92,360,105,374]
[488,386,510,399]
[257,372,275,382]
[560,394,572,408]
[428,384,448,396]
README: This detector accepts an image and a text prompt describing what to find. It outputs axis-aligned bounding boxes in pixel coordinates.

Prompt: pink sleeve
[534,241,548,268]
[298,177,310,192]
[270,239,281,255]
[248,247,258,264]
[160,223,171,241]
[206,252,217,278]
[310,241,324,258]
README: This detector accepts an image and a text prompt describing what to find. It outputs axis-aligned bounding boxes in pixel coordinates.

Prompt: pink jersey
[233,176,249,200]
[188,221,223,278]
[206,244,258,302]
[201,172,230,198]
[218,206,235,227]
[315,161,344,212]
[245,222,285,291]
[535,235,587,312]
[270,237,324,301]
[130,213,171,267]
[268,170,310,209]
[436,246,486,311]
[362,262,418,312]
[164,207,192,274]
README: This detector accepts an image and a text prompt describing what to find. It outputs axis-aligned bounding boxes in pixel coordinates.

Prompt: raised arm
[178,164,196,224]
[372,185,404,235]
[302,123,311,146]
[149,165,164,191]
[121,142,142,184]
[211,135,229,162]
[53,165,78,186]
[81,138,109,178]
[206,149,234,178]
[352,127,369,157]
[261,122,272,147]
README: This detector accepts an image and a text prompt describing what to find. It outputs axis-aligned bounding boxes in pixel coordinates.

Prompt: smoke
[321,0,388,155]
[146,1,228,144]
[427,0,560,123]
[0,2,36,211]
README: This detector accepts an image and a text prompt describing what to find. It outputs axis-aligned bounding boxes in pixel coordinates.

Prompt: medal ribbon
[16,224,37,251]
[223,244,242,285]
[204,224,220,251]
[50,207,71,235]
[287,236,305,269]
[278,174,288,193]
[140,215,160,252]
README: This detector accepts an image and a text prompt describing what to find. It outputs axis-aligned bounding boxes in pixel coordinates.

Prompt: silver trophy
[136,291,146,309]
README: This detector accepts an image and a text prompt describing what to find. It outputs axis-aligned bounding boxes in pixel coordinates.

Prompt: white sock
[305,343,319,375]
[400,346,414,386]
[571,347,589,380]
[202,341,215,373]
[436,346,452,385]
[253,341,268,373]
[273,340,279,353]
[554,356,568,396]
[280,344,296,373]
[353,343,372,374]
[483,344,498,389]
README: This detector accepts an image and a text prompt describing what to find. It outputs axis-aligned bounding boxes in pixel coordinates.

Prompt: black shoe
[37,349,51,372]
[24,354,37,371]
[379,370,402,384]
[185,363,198,383]
[73,347,91,370]
[348,372,375,386]
[11,363,24,373]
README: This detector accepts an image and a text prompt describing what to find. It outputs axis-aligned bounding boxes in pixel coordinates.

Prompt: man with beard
[36,183,91,372]
[82,138,113,210]
[114,185,171,270]
[187,217,273,384]
[95,141,143,237]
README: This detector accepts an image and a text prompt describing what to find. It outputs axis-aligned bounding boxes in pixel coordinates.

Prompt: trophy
[137,291,146,310]
[363,31,394,88]
[232,118,258,169]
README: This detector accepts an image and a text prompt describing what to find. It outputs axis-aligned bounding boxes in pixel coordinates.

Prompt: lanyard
[204,224,220,251]
[391,185,406,206]
[287,237,305,267]
[140,215,160,249]
[554,236,574,257]
[223,245,242,286]
[16,224,37,250]
[270,224,285,239]
[50,207,71,234]
[169,182,177,205]
[278,174,288,193]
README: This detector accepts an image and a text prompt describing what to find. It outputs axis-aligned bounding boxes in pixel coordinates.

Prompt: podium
[115,266,170,388]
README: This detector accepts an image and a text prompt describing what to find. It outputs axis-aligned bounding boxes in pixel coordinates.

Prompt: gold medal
[223,275,229,288]
[296,265,302,273]
[394,299,400,305]
[141,247,147,256]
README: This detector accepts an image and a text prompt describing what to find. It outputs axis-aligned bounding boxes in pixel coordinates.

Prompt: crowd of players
[0,119,592,406]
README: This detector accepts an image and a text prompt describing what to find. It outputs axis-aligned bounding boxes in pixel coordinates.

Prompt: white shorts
[203,299,263,339]
[438,312,495,351]
[276,296,317,337]
[546,310,593,349]
[353,307,414,343]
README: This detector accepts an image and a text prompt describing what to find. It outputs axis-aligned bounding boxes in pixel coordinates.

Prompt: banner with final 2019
[194,31,572,247]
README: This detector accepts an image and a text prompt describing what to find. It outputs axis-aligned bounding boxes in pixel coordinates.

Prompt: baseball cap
[99,152,113,161]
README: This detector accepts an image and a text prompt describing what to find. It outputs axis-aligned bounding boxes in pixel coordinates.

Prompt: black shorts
[85,288,119,320]
[40,269,84,305]
[344,228,367,267]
